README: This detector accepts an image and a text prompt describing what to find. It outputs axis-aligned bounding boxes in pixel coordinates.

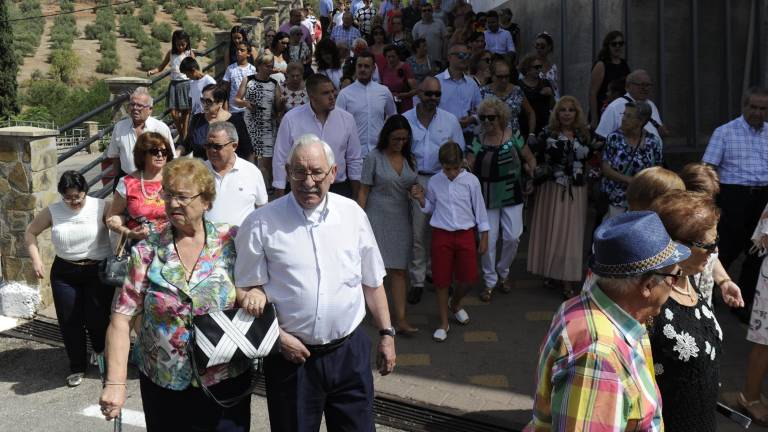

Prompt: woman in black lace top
[648,191,723,431]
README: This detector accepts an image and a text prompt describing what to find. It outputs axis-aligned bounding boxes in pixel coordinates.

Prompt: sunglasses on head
[423,90,441,97]
[146,148,169,157]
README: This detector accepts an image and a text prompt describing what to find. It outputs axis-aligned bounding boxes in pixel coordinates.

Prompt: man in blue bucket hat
[528,211,691,431]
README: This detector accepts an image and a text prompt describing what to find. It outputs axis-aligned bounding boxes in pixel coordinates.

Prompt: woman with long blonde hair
[527,96,593,298]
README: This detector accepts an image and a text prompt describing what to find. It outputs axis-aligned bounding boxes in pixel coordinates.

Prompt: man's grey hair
[625,100,653,126]
[208,121,238,143]
[352,38,368,50]
[625,69,651,86]
[597,274,660,295]
[742,86,768,106]
[131,86,153,106]
[287,134,336,167]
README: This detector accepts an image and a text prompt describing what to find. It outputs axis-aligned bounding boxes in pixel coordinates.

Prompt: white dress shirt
[403,107,465,174]
[234,193,387,345]
[106,117,175,173]
[336,80,397,156]
[484,28,516,55]
[422,170,490,232]
[204,156,268,227]
[272,103,363,189]
[595,93,664,145]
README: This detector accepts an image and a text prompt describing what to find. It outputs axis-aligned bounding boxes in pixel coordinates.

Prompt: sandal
[738,393,768,426]
[480,287,493,302]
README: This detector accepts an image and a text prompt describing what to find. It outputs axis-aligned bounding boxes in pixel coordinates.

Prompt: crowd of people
[20,0,768,431]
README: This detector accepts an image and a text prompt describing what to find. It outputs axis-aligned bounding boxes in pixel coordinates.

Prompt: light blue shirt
[703,116,768,186]
[319,0,333,17]
[484,28,516,54]
[403,107,465,174]
[435,69,482,131]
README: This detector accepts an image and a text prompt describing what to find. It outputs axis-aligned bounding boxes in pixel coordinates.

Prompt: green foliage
[139,39,163,71]
[22,79,111,125]
[9,0,45,64]
[49,47,80,83]
[118,15,143,40]
[207,12,231,30]
[12,106,54,123]
[1,0,20,118]
[138,3,156,25]
[163,2,178,15]
[97,52,120,74]
[217,0,239,10]
[84,4,115,40]
[151,22,174,42]
[115,2,134,15]
[183,22,203,48]
[202,0,217,13]
[172,9,188,25]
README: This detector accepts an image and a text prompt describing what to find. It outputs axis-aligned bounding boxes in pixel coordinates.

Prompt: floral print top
[112,220,247,390]
[600,129,663,208]
[480,85,524,132]
[536,128,592,192]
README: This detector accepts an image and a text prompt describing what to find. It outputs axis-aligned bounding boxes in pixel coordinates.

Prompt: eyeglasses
[289,167,334,182]
[651,268,683,285]
[146,148,169,157]
[62,193,85,203]
[423,90,442,97]
[534,43,547,49]
[610,40,625,47]
[494,74,509,80]
[128,102,151,110]
[161,191,201,206]
[479,114,497,122]
[685,234,720,253]
[450,52,471,60]
[201,98,217,107]
[629,82,654,89]
[204,141,235,151]
[532,64,543,70]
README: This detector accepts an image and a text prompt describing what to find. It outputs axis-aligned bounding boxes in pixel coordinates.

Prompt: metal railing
[54,41,226,198]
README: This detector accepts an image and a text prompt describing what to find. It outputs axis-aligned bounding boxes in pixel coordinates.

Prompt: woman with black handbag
[99,158,265,431]
[25,171,113,387]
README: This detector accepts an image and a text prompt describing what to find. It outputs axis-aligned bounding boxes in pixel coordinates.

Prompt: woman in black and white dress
[235,52,284,186]
[648,190,723,432]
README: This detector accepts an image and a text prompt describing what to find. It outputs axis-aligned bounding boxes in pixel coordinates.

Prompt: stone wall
[0,127,59,310]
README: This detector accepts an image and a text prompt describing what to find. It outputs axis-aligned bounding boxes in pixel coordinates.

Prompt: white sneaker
[453,308,470,325]
[432,327,449,342]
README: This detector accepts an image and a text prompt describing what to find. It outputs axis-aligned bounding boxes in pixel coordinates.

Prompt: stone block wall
[0,127,60,310]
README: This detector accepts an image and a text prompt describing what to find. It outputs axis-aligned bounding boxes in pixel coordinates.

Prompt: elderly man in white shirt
[595,69,668,144]
[336,52,397,156]
[106,87,175,176]
[203,121,268,227]
[234,134,396,432]
[273,73,363,199]
[403,77,465,304]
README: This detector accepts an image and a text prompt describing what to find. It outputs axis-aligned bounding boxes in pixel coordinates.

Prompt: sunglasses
[494,74,509,80]
[534,43,547,49]
[201,98,216,106]
[450,52,471,60]
[652,268,683,285]
[532,64,543,70]
[686,234,720,253]
[146,148,169,157]
[479,114,497,122]
[204,141,235,151]
[610,40,625,47]
[423,90,442,97]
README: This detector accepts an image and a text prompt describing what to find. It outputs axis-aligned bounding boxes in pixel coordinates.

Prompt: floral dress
[480,85,524,132]
[112,220,248,390]
[244,76,278,158]
[650,280,722,432]
[600,129,663,209]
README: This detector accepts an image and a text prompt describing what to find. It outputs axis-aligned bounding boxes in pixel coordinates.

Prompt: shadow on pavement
[0,343,69,395]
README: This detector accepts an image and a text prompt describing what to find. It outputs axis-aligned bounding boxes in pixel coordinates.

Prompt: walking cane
[97,353,123,432]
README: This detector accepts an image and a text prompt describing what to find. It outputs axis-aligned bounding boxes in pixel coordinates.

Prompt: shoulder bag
[98,233,129,287]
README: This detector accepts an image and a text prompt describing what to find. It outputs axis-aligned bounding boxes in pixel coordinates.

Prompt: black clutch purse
[188,304,280,407]
[98,233,129,287]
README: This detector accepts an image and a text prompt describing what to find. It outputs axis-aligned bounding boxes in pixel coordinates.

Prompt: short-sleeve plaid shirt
[527,281,664,432]
[702,116,768,186]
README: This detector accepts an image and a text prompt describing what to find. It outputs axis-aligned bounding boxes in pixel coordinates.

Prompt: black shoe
[408,286,423,305]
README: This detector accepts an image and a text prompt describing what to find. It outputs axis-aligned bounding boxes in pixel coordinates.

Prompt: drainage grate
[2,319,521,432]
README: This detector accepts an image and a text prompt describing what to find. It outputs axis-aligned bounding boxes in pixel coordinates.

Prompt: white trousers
[481,204,524,288]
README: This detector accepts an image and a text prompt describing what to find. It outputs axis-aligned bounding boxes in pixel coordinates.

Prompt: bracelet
[104,381,126,385]
[717,278,732,285]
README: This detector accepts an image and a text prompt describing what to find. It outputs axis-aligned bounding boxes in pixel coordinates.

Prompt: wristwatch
[379,327,396,337]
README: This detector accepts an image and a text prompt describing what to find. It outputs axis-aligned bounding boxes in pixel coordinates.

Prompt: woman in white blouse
[25,171,113,387]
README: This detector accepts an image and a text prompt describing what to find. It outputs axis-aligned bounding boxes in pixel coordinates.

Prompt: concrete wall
[503,0,765,151]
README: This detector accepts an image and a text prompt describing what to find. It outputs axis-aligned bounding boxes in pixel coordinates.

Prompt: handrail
[91,179,115,198]
[57,123,115,163]
[77,152,107,176]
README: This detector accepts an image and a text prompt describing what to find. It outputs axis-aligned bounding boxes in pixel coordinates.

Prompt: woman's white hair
[287,134,336,167]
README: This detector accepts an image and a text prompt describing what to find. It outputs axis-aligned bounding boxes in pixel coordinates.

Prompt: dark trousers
[717,184,768,306]
[330,179,354,199]
[50,257,113,373]
[139,372,251,432]
[264,327,375,432]
[320,16,330,39]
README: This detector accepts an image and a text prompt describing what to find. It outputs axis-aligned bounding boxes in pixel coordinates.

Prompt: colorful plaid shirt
[527,281,664,432]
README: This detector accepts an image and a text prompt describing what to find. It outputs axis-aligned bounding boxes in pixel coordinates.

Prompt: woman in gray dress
[358,115,419,335]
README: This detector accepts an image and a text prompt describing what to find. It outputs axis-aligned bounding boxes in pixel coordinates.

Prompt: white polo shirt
[595,94,664,145]
[106,116,175,173]
[234,192,387,345]
[204,156,268,227]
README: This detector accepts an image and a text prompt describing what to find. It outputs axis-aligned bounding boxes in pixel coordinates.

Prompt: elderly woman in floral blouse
[99,158,263,431]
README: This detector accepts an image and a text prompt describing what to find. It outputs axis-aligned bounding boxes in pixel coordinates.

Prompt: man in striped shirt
[528,212,690,431]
